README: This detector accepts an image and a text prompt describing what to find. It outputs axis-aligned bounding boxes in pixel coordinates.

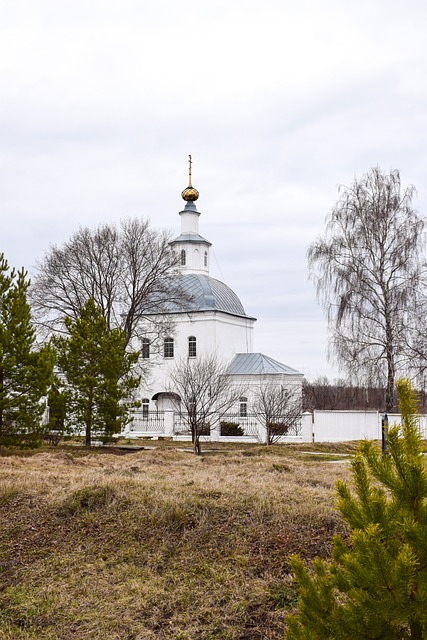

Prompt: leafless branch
[252,381,302,445]
[168,354,244,454]
[308,167,427,411]
[29,218,187,351]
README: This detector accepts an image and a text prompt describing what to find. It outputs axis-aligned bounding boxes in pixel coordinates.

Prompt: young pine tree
[55,298,140,446]
[0,254,54,445]
[285,378,427,640]
[47,380,68,435]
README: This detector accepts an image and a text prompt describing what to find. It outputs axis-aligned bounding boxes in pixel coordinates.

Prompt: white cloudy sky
[2,0,427,380]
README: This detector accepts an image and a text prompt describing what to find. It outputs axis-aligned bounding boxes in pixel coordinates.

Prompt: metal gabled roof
[227,353,302,376]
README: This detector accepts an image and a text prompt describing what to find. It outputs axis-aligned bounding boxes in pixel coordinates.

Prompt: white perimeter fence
[301,411,427,443]
[126,410,427,443]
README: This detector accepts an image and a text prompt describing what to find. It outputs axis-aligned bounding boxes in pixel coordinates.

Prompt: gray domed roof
[163,274,255,319]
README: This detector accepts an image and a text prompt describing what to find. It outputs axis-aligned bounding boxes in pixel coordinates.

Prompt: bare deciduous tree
[308,167,426,412]
[252,381,302,445]
[169,354,244,455]
[30,218,186,348]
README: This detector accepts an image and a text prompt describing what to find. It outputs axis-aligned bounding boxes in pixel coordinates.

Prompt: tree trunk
[0,367,3,438]
[86,397,93,447]
[385,363,395,414]
[385,314,395,413]
[266,421,271,446]
[191,423,201,455]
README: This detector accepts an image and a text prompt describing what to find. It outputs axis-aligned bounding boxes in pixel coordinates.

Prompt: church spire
[181,154,199,202]
[169,156,211,275]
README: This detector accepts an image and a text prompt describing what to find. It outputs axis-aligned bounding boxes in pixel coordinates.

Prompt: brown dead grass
[0,444,352,639]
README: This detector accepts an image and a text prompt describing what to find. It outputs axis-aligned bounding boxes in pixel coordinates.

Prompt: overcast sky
[2,0,427,380]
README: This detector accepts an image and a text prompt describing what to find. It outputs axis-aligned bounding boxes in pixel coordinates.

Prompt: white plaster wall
[180,210,200,234]
[138,311,255,404]
[184,313,254,356]
[223,373,304,416]
[176,244,209,274]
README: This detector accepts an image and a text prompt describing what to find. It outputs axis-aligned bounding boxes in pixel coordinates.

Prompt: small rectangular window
[239,397,248,417]
[164,337,174,358]
[142,338,150,359]
[142,399,149,419]
[188,336,196,358]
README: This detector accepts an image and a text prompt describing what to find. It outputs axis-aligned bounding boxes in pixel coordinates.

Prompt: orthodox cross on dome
[188,154,193,186]
[181,154,199,202]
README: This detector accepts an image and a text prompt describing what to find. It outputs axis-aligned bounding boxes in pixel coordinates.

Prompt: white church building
[127,161,303,442]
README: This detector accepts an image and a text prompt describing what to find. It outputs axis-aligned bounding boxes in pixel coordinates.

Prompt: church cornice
[170,233,212,247]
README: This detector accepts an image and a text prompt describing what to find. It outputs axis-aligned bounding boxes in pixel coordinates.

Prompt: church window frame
[164,337,174,359]
[141,398,149,419]
[204,251,208,267]
[141,338,150,359]
[180,249,186,266]
[188,336,197,358]
[239,397,248,418]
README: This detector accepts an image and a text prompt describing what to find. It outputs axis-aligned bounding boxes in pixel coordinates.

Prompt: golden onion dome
[181,154,199,202]
[181,185,199,201]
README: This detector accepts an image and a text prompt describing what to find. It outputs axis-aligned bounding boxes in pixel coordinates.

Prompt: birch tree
[308,167,426,412]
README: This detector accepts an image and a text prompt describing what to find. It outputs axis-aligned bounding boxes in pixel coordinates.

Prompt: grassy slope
[0,444,352,640]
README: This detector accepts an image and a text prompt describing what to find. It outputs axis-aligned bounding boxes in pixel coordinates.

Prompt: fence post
[164,410,174,437]
[300,412,314,443]
[209,413,221,442]
[257,419,268,444]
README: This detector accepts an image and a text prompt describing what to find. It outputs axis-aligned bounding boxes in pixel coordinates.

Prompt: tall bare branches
[30,218,184,347]
[252,381,302,445]
[168,354,243,455]
[308,167,426,411]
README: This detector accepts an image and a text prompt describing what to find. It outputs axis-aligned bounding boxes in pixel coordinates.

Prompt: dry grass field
[0,442,356,640]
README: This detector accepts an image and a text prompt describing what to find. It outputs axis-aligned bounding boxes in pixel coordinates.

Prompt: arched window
[188,336,196,358]
[164,337,174,358]
[180,249,186,266]
[239,397,248,417]
[141,338,150,359]
[142,398,149,419]
[204,251,208,267]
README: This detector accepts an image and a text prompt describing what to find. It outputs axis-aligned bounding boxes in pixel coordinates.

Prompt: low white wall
[126,410,427,443]
[301,411,427,443]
